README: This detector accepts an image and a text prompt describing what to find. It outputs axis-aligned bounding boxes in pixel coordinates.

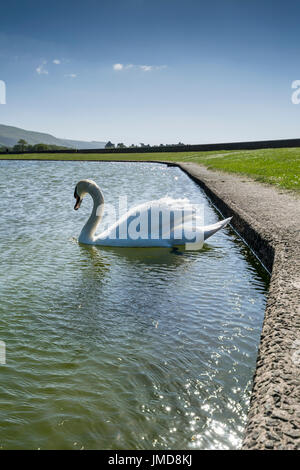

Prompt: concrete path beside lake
[174,162,300,450]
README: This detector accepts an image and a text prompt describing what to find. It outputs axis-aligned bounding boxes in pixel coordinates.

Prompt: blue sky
[1,0,300,145]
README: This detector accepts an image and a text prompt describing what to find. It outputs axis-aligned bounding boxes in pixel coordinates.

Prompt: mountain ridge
[0,124,106,149]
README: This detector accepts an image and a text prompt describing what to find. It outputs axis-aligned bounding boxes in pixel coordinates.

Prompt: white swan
[74,179,232,247]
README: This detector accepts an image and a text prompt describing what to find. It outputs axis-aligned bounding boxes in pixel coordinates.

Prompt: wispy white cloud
[36,61,48,75]
[140,64,167,71]
[113,63,124,71]
[139,65,153,72]
[64,73,77,78]
[36,58,77,78]
[113,63,167,72]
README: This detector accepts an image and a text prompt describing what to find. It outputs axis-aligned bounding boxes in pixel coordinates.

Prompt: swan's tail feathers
[203,217,232,241]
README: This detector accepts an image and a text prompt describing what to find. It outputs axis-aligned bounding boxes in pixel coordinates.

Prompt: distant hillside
[0,124,106,149]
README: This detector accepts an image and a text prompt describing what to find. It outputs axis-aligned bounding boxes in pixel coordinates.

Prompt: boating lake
[0,161,269,449]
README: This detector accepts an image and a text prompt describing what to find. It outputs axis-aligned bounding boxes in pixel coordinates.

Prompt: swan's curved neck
[79,184,104,244]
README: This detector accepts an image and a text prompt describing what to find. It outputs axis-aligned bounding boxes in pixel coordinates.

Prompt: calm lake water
[0,161,269,450]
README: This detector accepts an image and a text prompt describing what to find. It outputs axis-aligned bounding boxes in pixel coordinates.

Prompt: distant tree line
[2,138,300,155]
[0,139,71,153]
[105,141,185,149]
[0,139,187,153]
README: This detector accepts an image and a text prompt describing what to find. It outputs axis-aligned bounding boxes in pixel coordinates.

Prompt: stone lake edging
[171,162,300,450]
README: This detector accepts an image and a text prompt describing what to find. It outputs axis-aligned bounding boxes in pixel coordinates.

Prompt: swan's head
[74,179,101,210]
[74,181,85,210]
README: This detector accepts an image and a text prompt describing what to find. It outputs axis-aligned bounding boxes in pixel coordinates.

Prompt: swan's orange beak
[74,188,82,210]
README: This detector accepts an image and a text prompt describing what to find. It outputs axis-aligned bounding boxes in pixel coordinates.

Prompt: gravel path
[174,162,300,450]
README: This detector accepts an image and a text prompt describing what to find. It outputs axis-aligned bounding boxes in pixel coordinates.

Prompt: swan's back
[95,197,204,247]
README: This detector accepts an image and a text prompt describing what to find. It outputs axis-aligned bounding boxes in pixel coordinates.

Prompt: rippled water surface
[0,161,269,449]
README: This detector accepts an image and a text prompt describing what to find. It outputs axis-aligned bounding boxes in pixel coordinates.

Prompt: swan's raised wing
[95,196,232,247]
[96,197,193,242]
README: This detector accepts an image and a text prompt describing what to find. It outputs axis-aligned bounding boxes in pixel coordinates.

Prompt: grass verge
[1,147,299,191]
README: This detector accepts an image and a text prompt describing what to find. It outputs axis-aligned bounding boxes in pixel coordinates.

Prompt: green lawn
[1,147,300,191]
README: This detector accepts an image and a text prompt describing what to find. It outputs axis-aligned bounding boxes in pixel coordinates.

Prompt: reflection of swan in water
[80,243,215,267]
[74,179,232,247]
